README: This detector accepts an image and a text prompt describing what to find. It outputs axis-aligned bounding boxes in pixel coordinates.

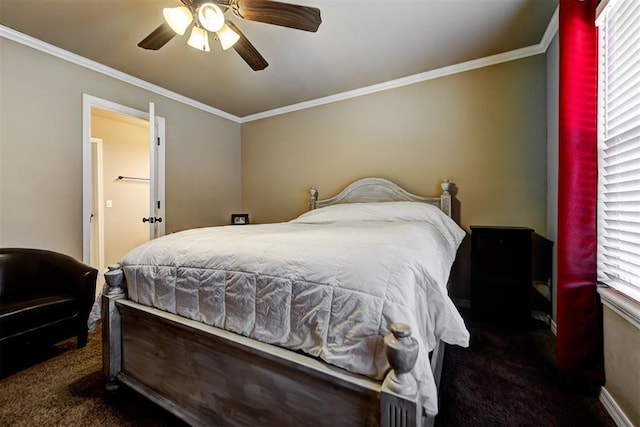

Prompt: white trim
[598,287,640,331]
[82,97,93,265]
[0,25,240,123]
[84,94,151,123]
[596,0,618,25]
[599,386,634,427]
[2,8,560,123]
[540,6,559,52]
[241,8,560,122]
[90,137,105,274]
[241,44,545,122]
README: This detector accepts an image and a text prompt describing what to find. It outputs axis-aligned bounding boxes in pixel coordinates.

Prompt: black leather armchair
[0,248,97,351]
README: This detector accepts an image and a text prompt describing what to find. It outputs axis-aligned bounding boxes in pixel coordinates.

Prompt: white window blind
[597,0,640,303]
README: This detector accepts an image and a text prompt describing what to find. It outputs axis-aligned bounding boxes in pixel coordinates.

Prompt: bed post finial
[381,323,421,427]
[384,323,419,395]
[308,186,318,211]
[105,264,124,295]
[441,179,451,195]
[440,179,452,217]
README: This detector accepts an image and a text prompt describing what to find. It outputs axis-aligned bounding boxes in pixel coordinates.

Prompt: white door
[146,102,165,239]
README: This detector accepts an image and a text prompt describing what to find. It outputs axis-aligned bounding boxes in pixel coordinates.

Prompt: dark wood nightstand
[470,226,553,324]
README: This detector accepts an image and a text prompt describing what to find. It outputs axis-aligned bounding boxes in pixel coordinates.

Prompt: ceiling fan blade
[230,0,321,32]
[138,22,176,50]
[226,21,269,71]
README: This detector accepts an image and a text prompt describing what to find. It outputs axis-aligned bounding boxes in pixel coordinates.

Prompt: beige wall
[602,307,640,425]
[241,55,548,301]
[0,38,242,259]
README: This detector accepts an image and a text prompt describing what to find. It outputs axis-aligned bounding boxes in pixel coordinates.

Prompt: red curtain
[556,0,603,384]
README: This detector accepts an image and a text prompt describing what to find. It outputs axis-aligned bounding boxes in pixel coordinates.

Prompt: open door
[144,102,165,240]
[82,94,165,269]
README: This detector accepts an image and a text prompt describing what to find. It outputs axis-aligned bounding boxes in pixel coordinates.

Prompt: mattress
[93,201,470,416]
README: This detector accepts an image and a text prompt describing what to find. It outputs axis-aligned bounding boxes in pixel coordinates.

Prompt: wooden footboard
[102,267,440,427]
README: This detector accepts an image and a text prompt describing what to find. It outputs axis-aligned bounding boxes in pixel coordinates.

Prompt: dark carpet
[0,330,185,427]
[0,313,615,426]
[436,310,615,427]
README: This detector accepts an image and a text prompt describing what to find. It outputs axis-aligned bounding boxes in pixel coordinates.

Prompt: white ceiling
[0,0,558,118]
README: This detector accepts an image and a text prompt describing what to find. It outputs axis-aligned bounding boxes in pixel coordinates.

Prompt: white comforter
[107,202,469,416]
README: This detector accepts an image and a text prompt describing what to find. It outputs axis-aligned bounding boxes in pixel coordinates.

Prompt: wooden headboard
[308,177,452,217]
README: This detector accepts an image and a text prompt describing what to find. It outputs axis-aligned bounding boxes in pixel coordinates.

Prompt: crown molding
[240,44,545,123]
[242,9,559,123]
[2,7,560,124]
[540,6,559,52]
[0,24,241,123]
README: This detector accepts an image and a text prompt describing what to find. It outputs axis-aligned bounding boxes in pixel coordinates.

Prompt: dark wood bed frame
[102,177,454,427]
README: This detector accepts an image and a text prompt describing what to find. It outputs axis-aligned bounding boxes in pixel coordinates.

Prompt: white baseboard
[599,386,634,427]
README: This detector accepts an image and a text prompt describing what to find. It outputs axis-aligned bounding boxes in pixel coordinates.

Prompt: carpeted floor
[436,310,616,427]
[0,312,615,427]
[0,330,185,426]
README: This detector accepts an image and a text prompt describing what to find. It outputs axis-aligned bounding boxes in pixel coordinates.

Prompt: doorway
[82,95,165,286]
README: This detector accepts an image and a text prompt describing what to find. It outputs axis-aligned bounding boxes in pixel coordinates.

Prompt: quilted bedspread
[110,202,470,416]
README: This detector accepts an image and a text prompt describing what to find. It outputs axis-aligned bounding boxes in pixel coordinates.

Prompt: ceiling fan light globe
[198,3,225,32]
[217,24,240,50]
[162,6,192,35]
[187,26,211,52]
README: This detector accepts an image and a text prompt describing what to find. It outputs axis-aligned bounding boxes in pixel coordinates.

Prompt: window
[596,0,640,304]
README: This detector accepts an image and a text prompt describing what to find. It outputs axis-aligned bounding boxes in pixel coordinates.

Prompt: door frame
[90,137,105,274]
[82,94,166,267]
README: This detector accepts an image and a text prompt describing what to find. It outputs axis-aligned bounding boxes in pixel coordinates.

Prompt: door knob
[142,217,162,224]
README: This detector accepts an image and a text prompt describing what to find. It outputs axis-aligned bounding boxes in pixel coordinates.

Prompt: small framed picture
[231,213,249,225]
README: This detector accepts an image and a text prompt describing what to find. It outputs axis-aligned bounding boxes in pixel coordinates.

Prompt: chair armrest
[39,250,98,307]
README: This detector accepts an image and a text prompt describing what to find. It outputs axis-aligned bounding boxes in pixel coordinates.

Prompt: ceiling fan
[137,0,321,71]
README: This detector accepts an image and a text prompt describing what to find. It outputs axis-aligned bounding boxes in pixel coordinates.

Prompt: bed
[96,177,469,427]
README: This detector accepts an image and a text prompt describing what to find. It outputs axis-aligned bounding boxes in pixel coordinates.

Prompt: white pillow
[290,201,466,247]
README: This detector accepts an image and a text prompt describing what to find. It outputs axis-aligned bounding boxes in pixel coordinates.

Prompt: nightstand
[470,226,553,323]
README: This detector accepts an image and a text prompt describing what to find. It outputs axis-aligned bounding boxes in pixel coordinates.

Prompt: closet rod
[117,175,149,181]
